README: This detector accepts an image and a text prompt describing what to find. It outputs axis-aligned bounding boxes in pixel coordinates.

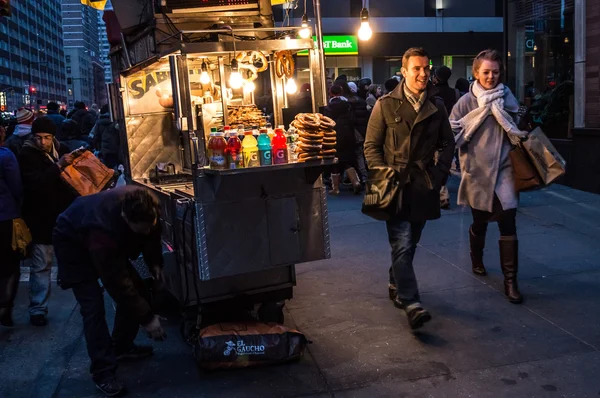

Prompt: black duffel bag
[194,322,309,370]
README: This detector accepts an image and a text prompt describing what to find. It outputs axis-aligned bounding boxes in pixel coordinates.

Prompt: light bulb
[299,14,310,39]
[285,78,297,94]
[358,8,372,41]
[229,59,244,89]
[358,21,372,41]
[200,71,211,85]
[243,81,256,93]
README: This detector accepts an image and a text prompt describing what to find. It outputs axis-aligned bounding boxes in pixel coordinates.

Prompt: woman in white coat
[450,49,528,304]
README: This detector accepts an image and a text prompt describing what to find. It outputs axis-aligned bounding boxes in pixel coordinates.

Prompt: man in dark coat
[53,186,166,396]
[91,105,121,168]
[46,101,65,137]
[18,117,77,326]
[70,101,97,137]
[364,47,455,330]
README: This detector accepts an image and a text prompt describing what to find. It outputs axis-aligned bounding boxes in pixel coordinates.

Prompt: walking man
[364,47,455,329]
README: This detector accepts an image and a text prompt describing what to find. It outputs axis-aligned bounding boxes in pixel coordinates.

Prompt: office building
[0,0,67,111]
[98,0,112,85]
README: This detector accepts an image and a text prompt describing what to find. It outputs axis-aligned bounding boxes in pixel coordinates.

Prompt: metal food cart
[106,0,332,325]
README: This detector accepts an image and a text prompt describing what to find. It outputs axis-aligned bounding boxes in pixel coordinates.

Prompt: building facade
[98,1,113,85]
[62,0,106,108]
[0,0,67,111]
[275,0,504,87]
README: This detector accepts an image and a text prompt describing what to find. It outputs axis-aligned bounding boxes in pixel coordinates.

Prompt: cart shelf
[201,159,337,176]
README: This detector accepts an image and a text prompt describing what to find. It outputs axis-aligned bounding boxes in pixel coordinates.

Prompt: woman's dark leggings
[470,199,517,237]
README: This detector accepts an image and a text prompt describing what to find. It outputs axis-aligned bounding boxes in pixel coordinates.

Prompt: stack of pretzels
[290,113,337,162]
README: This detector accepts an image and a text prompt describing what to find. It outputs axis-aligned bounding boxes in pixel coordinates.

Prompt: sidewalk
[2,176,600,397]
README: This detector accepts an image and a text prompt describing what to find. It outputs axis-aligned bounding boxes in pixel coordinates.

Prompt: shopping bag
[194,322,308,370]
[11,218,32,257]
[509,143,543,192]
[61,151,115,196]
[521,127,566,186]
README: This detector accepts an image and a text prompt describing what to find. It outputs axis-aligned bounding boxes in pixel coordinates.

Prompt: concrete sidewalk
[2,177,600,397]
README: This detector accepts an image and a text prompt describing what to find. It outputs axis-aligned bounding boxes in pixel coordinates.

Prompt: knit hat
[434,66,452,84]
[16,108,34,124]
[348,82,358,93]
[31,116,57,136]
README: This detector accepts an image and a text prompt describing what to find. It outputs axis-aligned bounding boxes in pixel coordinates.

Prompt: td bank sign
[299,35,359,56]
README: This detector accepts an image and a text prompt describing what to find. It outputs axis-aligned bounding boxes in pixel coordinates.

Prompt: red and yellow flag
[81,0,107,11]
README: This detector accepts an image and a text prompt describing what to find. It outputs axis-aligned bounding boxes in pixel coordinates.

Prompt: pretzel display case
[110,15,334,324]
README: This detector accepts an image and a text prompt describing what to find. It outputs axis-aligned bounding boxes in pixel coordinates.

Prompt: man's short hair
[402,47,430,69]
[47,102,60,111]
[122,189,159,224]
[74,101,86,110]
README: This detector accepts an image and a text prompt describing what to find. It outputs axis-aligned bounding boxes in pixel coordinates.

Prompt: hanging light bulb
[534,45,538,51]
[243,81,256,93]
[229,59,243,89]
[358,8,372,41]
[285,78,297,94]
[299,14,310,39]
[200,60,211,85]
[564,37,569,44]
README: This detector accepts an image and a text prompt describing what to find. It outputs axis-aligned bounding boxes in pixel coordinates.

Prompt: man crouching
[53,186,166,396]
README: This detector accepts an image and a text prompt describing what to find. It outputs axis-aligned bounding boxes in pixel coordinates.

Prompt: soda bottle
[209,131,228,169]
[242,131,260,168]
[271,128,288,165]
[226,130,243,169]
[257,128,272,166]
[206,127,217,165]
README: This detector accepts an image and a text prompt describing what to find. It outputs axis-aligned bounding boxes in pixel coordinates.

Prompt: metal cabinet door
[266,197,301,266]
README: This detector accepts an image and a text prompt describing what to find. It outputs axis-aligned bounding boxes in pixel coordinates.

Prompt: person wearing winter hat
[4,108,34,156]
[347,81,358,94]
[345,81,369,184]
[18,117,77,327]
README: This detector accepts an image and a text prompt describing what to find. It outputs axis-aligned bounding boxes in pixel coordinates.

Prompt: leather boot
[345,167,362,194]
[330,174,340,195]
[499,236,523,304]
[469,227,487,276]
[0,271,20,327]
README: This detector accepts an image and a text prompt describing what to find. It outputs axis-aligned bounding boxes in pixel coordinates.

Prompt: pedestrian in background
[70,101,97,137]
[0,138,23,327]
[91,105,121,168]
[450,49,529,304]
[384,78,399,94]
[18,117,77,326]
[46,102,66,138]
[346,81,369,184]
[4,108,34,156]
[455,78,471,96]
[366,84,382,111]
[364,47,455,330]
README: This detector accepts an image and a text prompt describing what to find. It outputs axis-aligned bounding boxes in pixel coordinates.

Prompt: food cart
[107,0,333,326]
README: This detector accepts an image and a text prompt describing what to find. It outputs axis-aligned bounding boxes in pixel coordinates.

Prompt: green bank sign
[298,35,359,56]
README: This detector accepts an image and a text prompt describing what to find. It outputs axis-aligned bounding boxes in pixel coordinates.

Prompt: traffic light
[30,86,36,94]
[0,0,11,17]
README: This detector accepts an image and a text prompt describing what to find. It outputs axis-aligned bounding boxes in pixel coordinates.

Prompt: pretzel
[298,154,323,162]
[275,50,295,79]
[236,51,268,73]
[297,113,321,129]
[297,130,323,140]
[319,115,336,129]
[238,63,258,82]
[321,149,337,155]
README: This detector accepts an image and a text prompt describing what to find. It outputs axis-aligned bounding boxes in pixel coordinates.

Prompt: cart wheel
[258,301,285,324]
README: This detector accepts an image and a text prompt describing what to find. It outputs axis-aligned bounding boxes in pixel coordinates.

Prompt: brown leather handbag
[61,151,115,196]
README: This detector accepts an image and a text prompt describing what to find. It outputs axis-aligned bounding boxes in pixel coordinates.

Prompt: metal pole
[313,0,327,109]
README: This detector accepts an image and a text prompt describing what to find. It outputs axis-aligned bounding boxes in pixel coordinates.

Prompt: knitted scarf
[451,81,528,146]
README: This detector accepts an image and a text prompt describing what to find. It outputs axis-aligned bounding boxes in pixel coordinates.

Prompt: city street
[2,176,600,397]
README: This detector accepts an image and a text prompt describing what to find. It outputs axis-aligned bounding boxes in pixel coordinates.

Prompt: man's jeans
[29,244,55,316]
[386,216,426,309]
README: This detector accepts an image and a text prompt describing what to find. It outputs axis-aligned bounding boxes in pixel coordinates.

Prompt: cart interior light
[358,8,372,41]
[200,61,211,85]
[285,78,297,94]
[229,59,244,89]
[299,14,310,39]
[243,81,256,93]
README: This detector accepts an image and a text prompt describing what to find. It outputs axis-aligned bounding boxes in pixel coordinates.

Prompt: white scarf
[451,81,528,146]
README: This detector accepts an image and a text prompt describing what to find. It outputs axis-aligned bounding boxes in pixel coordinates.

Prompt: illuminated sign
[298,35,359,56]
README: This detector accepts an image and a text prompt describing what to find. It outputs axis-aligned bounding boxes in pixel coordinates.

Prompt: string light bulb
[358,8,372,41]
[243,81,256,93]
[229,59,243,89]
[299,14,310,39]
[285,78,297,94]
[200,60,211,85]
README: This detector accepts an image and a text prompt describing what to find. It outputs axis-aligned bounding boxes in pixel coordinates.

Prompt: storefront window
[507,0,574,138]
